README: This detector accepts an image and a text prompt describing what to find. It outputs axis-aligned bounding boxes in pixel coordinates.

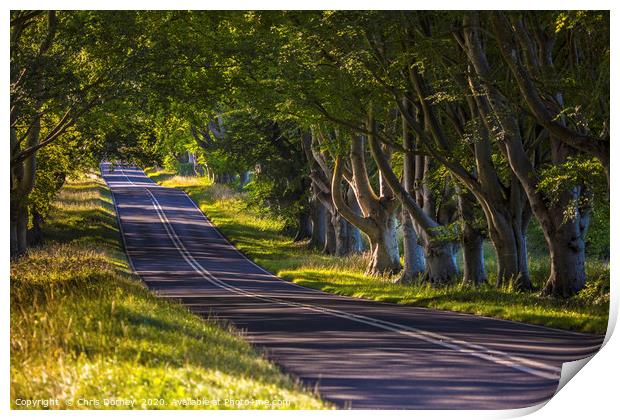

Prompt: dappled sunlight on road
[104,167,604,410]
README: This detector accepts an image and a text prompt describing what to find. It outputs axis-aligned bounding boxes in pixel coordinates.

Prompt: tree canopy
[10,10,609,298]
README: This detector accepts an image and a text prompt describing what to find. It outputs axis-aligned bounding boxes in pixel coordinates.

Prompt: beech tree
[11,10,607,298]
[10,11,149,255]
[461,12,602,296]
[304,129,363,255]
[492,12,610,185]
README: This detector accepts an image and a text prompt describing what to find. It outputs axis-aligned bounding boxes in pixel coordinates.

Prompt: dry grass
[146,169,609,334]
[10,173,329,410]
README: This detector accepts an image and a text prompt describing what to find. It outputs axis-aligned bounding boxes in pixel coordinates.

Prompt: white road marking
[143,187,562,381]
[119,166,136,186]
[129,168,596,340]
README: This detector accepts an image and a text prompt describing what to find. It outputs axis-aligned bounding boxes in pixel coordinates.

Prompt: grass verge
[146,168,609,335]
[10,172,328,410]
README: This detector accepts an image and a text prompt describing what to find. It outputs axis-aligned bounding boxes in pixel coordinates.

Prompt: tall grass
[10,172,328,410]
[145,169,609,335]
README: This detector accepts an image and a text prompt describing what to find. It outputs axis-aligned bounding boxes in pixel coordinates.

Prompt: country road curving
[102,165,604,410]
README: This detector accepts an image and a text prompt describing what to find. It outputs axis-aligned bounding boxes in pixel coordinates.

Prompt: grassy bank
[10,172,328,410]
[146,168,609,335]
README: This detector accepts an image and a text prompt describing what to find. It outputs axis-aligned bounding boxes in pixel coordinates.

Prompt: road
[102,165,604,410]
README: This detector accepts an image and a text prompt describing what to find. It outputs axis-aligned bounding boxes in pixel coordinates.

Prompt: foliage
[149,172,609,334]
[28,134,84,221]
[10,173,328,409]
[536,156,609,258]
[537,156,606,209]
[585,199,610,260]
[11,10,609,295]
[199,113,311,231]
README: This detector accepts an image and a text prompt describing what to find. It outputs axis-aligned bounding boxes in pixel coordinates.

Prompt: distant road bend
[102,165,604,410]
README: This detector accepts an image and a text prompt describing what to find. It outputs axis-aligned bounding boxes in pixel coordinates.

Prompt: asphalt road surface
[102,165,605,410]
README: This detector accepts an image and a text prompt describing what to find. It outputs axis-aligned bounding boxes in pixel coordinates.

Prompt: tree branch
[490,12,609,167]
[331,155,375,233]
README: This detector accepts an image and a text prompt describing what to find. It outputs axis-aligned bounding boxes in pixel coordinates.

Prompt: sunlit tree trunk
[331,131,401,276]
[305,128,364,257]
[366,104,458,283]
[395,105,425,283]
[465,13,587,296]
[399,209,425,284]
[10,122,38,257]
[345,186,363,253]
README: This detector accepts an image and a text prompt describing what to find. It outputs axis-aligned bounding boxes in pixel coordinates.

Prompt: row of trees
[10,11,159,254]
[174,11,608,297]
[10,11,608,298]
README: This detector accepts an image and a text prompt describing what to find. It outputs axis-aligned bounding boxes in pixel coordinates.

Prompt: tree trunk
[421,238,459,285]
[486,213,531,290]
[239,171,250,186]
[346,219,363,253]
[367,215,401,276]
[541,186,589,297]
[323,215,337,255]
[539,132,590,296]
[396,209,425,284]
[216,173,232,184]
[293,211,312,242]
[494,240,519,288]
[330,133,400,276]
[345,186,363,252]
[542,228,587,297]
[456,190,487,286]
[464,15,588,297]
[28,209,44,246]
[333,214,350,256]
[10,124,38,257]
[17,205,29,254]
[10,202,19,257]
[461,225,486,286]
[404,57,537,289]
[309,198,326,249]
[514,228,532,290]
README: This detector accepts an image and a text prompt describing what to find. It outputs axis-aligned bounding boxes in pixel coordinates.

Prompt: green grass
[10,172,328,410]
[146,168,610,335]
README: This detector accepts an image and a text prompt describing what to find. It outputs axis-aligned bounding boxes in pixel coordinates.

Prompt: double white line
[143,187,562,381]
